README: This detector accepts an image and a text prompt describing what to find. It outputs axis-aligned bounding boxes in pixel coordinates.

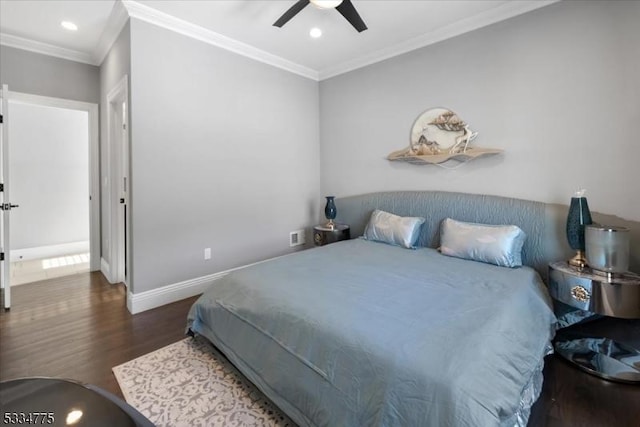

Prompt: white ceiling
[0,0,557,80]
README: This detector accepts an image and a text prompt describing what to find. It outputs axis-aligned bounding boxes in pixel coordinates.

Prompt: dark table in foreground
[0,377,153,427]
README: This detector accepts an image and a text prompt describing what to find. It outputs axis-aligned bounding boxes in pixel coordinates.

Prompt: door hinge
[0,114,3,124]
[0,253,4,261]
[0,183,3,192]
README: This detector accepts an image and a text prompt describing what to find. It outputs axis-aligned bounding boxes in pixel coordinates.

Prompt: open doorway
[10,101,89,285]
[1,89,99,292]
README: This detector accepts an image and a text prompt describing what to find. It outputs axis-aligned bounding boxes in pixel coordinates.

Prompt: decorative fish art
[387,108,501,165]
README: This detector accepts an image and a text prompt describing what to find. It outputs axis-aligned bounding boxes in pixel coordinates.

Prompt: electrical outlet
[289,230,305,247]
[204,248,211,260]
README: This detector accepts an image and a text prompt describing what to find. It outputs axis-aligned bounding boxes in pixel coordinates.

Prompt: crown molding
[318,0,560,80]
[121,0,319,81]
[94,0,130,66]
[0,33,96,65]
[0,1,129,68]
[1,0,558,80]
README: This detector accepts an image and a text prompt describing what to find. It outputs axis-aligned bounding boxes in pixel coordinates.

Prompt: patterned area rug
[113,337,296,427]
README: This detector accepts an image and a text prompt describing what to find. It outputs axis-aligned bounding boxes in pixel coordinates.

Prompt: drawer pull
[571,285,590,302]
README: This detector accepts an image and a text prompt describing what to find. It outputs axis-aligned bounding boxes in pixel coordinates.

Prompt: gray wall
[129,19,320,293]
[0,45,99,103]
[99,22,131,267]
[5,0,635,294]
[320,0,640,222]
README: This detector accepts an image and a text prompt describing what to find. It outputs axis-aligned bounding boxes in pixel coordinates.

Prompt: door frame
[0,89,100,273]
[106,76,129,285]
[1,84,10,309]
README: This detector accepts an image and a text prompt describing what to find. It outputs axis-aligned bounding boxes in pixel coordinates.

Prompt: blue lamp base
[324,196,337,229]
[566,196,592,268]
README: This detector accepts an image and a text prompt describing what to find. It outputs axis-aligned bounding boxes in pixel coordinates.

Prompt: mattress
[187,239,556,426]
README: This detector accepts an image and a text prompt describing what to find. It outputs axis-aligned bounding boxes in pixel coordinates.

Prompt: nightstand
[313,223,350,246]
[548,261,640,383]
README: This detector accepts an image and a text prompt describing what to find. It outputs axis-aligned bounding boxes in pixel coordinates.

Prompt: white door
[1,84,17,310]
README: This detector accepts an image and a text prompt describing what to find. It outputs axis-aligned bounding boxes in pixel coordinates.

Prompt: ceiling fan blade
[335,0,367,32]
[273,0,310,27]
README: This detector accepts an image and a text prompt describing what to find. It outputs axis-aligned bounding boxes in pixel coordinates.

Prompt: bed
[187,191,562,426]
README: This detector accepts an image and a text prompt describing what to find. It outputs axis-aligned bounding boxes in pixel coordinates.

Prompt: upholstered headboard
[334,191,639,280]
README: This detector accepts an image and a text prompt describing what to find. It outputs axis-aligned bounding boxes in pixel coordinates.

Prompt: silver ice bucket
[585,225,630,275]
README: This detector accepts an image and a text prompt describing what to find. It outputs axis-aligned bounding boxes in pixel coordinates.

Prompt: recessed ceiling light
[310,28,323,38]
[61,21,78,31]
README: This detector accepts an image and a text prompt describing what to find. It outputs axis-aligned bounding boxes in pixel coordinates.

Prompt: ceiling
[0,0,557,80]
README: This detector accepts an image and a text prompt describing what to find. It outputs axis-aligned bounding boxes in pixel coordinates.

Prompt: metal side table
[548,261,640,384]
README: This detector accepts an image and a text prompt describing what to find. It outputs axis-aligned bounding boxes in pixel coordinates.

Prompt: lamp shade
[566,196,592,251]
[585,225,630,274]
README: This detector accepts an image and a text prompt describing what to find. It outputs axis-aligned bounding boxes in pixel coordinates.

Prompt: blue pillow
[363,209,425,249]
[439,218,526,267]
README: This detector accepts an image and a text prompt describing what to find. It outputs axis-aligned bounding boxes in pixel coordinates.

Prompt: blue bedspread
[187,239,556,426]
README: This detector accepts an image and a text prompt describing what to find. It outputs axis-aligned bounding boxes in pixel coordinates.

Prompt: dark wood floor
[1,272,639,426]
[529,317,640,427]
[0,272,198,399]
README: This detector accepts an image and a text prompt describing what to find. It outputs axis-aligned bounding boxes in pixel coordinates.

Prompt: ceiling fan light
[310,0,343,10]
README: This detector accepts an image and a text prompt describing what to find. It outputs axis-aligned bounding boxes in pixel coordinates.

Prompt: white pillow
[363,209,426,249]
[439,218,526,267]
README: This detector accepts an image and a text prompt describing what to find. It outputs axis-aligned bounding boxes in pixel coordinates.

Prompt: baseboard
[126,271,229,314]
[11,241,90,262]
[126,253,292,314]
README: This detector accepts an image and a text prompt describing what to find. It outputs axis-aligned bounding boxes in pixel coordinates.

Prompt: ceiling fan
[273,0,368,33]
